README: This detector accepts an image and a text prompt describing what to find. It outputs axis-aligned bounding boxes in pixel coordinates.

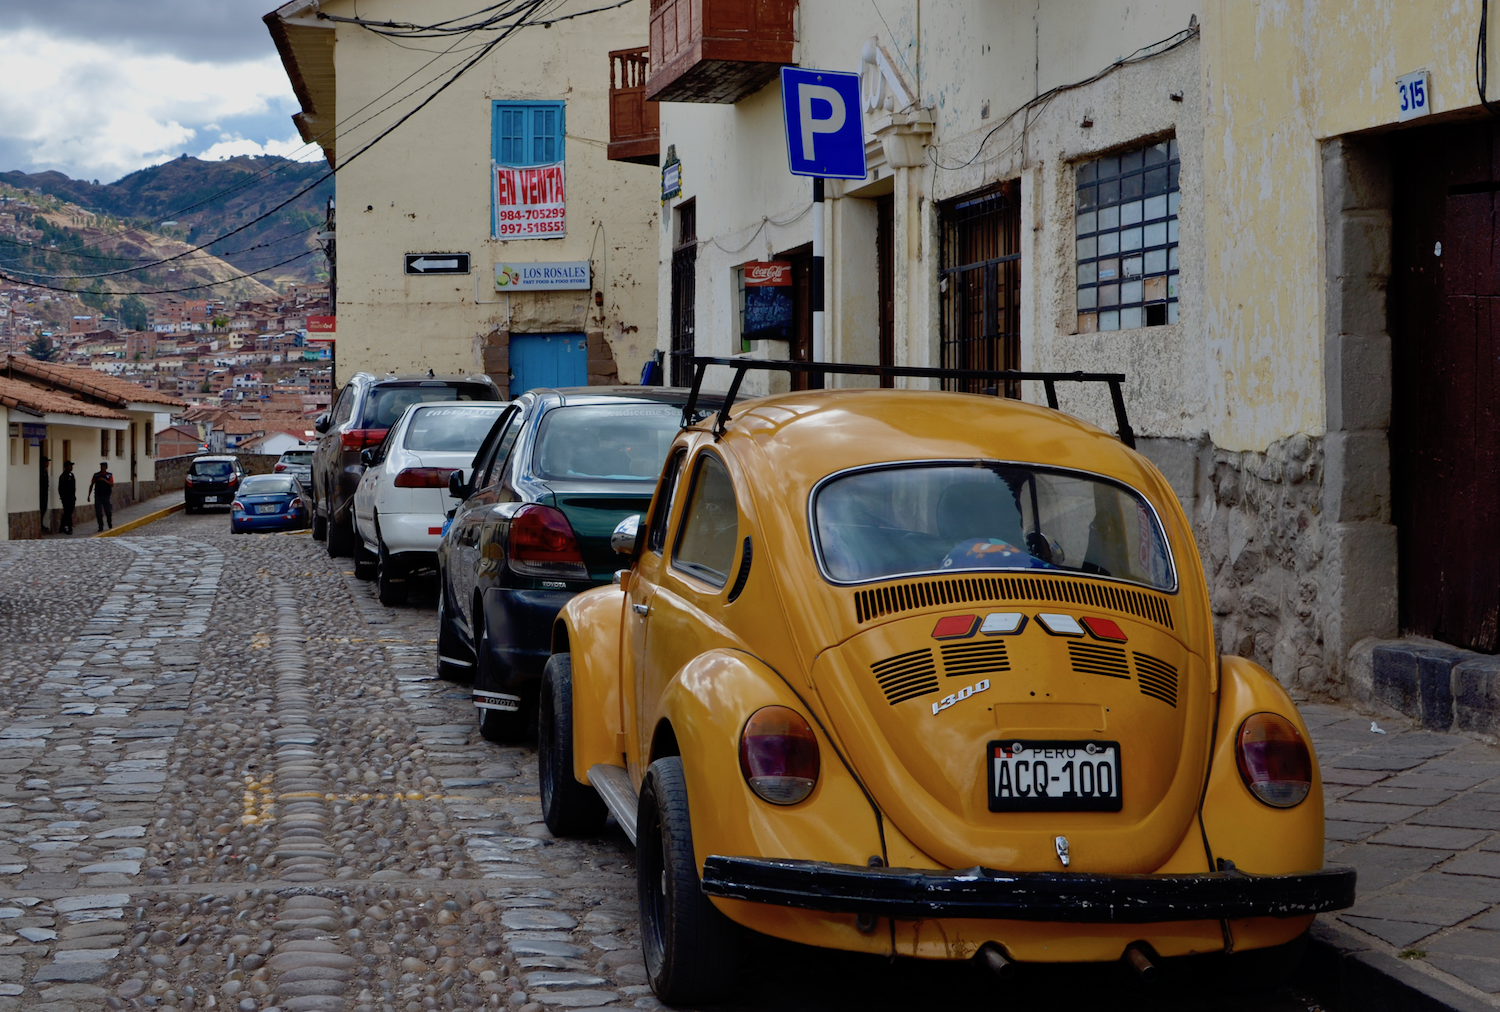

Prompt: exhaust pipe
[1124,945,1157,983]
[977,942,1015,980]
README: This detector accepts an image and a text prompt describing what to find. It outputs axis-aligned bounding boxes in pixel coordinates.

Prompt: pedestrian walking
[57,460,76,535]
[88,461,114,531]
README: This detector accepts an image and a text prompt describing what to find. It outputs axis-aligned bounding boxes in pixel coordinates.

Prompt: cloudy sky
[0,0,319,183]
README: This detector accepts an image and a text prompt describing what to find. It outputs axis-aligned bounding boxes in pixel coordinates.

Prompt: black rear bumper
[700,856,1356,924]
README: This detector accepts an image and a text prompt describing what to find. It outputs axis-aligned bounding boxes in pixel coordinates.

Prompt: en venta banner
[494,162,566,238]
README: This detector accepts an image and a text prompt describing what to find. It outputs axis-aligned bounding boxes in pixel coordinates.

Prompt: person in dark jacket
[57,461,76,535]
[88,462,114,531]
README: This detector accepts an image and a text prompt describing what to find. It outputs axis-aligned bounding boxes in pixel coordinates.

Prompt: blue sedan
[230,475,309,533]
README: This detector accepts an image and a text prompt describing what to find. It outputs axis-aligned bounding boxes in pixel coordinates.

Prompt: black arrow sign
[404,253,471,275]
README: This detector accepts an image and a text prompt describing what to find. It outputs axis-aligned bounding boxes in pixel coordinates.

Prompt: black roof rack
[681,358,1136,448]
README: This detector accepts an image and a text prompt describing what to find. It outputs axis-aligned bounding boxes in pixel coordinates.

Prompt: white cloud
[0,28,300,181]
[198,134,323,163]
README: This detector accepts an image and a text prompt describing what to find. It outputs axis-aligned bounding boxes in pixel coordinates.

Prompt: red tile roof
[0,376,128,421]
[4,354,187,408]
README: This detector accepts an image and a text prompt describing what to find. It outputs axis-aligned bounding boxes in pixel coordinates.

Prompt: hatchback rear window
[190,461,233,478]
[281,451,312,463]
[532,404,683,481]
[813,462,1175,591]
[241,475,297,494]
[403,405,508,452]
[363,383,496,429]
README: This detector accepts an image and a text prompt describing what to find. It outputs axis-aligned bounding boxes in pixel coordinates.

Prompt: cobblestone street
[0,511,1486,1012]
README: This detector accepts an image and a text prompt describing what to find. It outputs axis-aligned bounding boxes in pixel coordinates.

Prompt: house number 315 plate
[1397,70,1430,122]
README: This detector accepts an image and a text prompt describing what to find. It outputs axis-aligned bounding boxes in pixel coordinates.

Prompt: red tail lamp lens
[341,428,387,451]
[508,504,588,580]
[1236,712,1312,808]
[739,706,820,805]
[394,467,456,488]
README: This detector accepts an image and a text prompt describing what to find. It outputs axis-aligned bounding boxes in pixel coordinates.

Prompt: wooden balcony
[645,0,797,104]
[608,47,660,165]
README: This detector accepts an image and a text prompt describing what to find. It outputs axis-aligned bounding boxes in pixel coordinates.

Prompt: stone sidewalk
[1300,702,1500,1009]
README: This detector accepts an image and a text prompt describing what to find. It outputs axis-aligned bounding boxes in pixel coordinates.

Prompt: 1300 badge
[932,678,990,716]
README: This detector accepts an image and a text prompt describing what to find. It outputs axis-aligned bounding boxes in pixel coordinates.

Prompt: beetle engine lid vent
[1133,651,1178,707]
[1068,642,1130,679]
[940,641,1010,678]
[870,648,939,705]
[853,574,1172,629]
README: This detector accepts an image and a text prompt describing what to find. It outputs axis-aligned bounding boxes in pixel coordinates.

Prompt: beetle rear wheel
[539,654,607,837]
[638,756,739,1004]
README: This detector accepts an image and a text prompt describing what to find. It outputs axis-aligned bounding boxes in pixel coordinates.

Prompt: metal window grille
[1075,138,1180,332]
[939,183,1021,394]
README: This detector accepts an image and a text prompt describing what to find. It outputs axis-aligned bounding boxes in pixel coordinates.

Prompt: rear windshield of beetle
[403,405,508,453]
[813,462,1175,591]
[531,405,684,481]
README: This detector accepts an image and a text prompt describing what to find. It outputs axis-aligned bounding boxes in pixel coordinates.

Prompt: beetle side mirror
[448,469,472,500]
[611,514,641,555]
[314,413,330,434]
[359,447,377,468]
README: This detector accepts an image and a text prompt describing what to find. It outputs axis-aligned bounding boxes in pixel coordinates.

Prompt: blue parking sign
[780,67,867,180]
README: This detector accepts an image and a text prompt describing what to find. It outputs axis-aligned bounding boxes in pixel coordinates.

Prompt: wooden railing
[608,47,659,164]
[645,0,797,104]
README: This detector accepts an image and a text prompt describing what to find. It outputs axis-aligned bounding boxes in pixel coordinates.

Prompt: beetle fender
[657,649,886,876]
[557,586,626,784]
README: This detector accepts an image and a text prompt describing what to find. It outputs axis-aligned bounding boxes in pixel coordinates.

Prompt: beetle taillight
[739,706,819,805]
[508,505,588,580]
[1236,712,1312,808]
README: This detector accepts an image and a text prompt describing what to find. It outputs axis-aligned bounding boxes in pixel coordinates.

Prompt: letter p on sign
[781,67,867,180]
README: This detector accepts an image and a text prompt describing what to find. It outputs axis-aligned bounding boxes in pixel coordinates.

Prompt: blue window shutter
[499,108,525,165]
[493,101,564,166]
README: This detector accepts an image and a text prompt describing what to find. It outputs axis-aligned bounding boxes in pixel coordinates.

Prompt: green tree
[119,295,148,331]
[80,280,109,313]
[24,336,56,361]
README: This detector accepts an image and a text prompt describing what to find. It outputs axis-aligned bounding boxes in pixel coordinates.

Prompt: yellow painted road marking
[95,500,185,537]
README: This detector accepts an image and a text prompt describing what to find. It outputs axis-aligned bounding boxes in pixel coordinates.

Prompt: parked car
[437,387,722,743]
[273,448,313,487]
[230,474,309,534]
[310,373,502,558]
[183,455,247,512]
[351,401,511,605]
[541,360,1355,1004]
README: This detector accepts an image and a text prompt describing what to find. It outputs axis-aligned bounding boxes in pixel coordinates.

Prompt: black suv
[311,372,503,556]
[183,455,248,512]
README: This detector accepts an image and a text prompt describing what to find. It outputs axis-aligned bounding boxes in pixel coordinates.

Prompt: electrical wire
[928,24,1200,172]
[1479,0,1500,117]
[706,203,814,256]
[0,249,320,297]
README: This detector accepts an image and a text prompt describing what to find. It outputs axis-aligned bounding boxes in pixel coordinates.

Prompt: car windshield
[281,451,312,464]
[813,462,1175,591]
[532,404,683,481]
[403,405,507,452]
[190,461,233,478]
[241,475,297,494]
[364,382,495,429]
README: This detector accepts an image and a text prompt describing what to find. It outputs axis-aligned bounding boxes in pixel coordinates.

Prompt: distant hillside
[0,155,333,286]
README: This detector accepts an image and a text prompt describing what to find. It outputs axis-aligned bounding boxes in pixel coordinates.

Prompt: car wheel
[1211,930,1309,992]
[436,584,472,682]
[311,500,327,541]
[638,756,740,1004]
[327,514,354,557]
[377,540,408,606]
[539,654,607,837]
[475,623,525,743]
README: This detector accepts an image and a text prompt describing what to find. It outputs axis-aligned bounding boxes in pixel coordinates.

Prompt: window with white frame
[1074,139,1179,332]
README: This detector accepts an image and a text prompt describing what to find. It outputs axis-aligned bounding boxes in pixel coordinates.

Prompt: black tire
[638,756,740,1004]
[184,503,197,515]
[327,512,354,558]
[436,583,472,682]
[311,504,327,541]
[1212,931,1309,992]
[539,654,608,837]
[475,624,525,743]
[353,540,378,580]
[377,539,408,606]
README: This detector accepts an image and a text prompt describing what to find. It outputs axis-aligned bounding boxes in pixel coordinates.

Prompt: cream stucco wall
[321,0,659,386]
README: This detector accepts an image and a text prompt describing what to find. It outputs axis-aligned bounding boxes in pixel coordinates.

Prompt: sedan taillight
[508,505,588,580]
[1236,712,1312,808]
[394,467,456,488]
[288,497,303,511]
[274,463,287,472]
[231,500,245,512]
[740,706,820,805]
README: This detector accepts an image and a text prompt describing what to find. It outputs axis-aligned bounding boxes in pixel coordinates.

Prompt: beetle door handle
[632,603,649,615]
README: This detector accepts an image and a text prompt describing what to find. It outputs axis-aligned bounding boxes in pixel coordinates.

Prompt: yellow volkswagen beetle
[539,359,1354,1004]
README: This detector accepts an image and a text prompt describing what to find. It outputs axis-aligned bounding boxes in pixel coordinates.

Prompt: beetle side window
[672,453,738,587]
[647,449,686,555]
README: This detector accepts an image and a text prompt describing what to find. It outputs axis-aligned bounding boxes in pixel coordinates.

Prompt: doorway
[509,333,588,397]
[876,193,895,387]
[778,242,814,390]
[1391,121,1500,652]
[670,199,697,386]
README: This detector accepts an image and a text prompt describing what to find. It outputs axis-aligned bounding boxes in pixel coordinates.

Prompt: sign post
[780,67,867,385]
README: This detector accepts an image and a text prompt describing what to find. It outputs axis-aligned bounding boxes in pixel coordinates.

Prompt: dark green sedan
[437,387,720,742]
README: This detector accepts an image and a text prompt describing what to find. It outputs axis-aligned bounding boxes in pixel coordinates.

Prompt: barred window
[939,182,1021,394]
[1075,139,1179,332]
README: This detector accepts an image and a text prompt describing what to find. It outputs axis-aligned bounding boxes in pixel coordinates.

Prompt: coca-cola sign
[743,261,792,286]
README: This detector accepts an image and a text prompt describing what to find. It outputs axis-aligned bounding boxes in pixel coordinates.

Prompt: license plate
[205,496,220,503]
[256,505,278,514]
[988,739,1122,812]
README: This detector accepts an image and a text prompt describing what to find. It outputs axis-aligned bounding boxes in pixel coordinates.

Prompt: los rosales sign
[494,162,565,238]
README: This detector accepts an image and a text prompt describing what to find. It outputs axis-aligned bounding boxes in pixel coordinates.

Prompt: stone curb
[1302,921,1497,1012]
[93,500,185,538]
[1372,641,1500,739]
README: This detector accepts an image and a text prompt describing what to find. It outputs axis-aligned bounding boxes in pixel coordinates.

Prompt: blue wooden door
[509,333,587,397]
